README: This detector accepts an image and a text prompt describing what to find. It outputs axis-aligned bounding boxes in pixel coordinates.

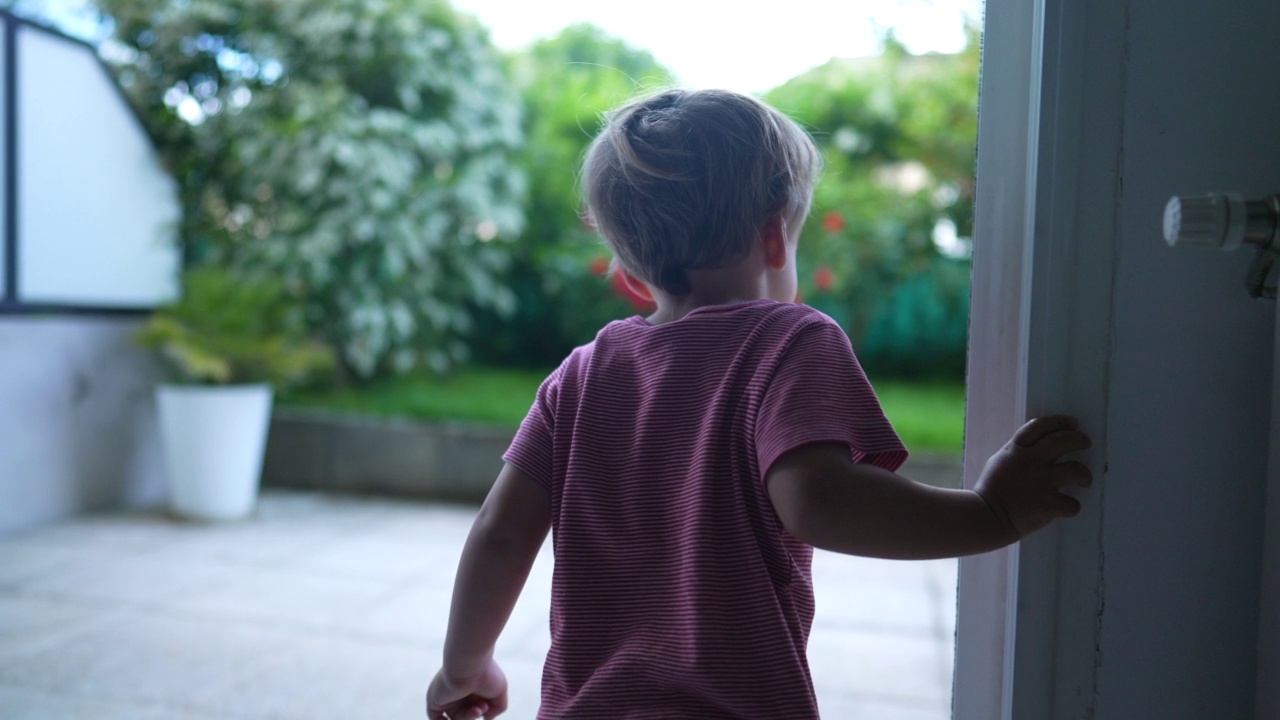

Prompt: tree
[765,30,979,378]
[469,23,677,367]
[98,0,526,378]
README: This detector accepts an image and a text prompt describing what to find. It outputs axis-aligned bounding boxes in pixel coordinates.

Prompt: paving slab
[0,490,956,719]
[0,684,229,720]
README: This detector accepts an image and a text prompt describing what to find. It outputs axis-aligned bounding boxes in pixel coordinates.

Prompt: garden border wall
[262,409,962,503]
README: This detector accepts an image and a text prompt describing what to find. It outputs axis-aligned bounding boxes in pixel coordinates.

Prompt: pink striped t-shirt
[503,299,907,719]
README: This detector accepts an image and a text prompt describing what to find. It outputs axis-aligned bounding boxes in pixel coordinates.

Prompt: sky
[26,0,983,95]
[449,0,983,93]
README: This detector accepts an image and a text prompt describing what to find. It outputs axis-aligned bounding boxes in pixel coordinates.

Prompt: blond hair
[582,89,821,295]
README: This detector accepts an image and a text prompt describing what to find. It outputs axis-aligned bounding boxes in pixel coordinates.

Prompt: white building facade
[0,12,179,533]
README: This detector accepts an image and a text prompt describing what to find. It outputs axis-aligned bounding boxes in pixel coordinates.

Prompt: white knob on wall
[1163,192,1280,298]
[1163,193,1248,250]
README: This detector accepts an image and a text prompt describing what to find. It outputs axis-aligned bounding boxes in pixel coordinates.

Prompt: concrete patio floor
[0,490,957,719]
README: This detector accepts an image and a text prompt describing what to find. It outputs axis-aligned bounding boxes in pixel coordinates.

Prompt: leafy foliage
[766,31,979,378]
[469,24,675,367]
[86,0,975,380]
[478,25,977,377]
[136,267,334,387]
[99,0,526,378]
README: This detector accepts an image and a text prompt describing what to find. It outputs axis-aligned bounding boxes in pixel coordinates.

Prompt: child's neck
[646,268,782,325]
[646,293,769,325]
[641,233,797,324]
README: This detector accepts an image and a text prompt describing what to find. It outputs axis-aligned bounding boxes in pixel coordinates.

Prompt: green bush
[857,260,970,378]
[478,26,978,377]
[767,31,979,379]
[136,267,334,388]
[468,24,675,368]
[101,0,526,379]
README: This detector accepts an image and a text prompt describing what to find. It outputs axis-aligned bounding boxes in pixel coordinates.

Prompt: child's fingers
[1016,427,1091,461]
[485,689,509,718]
[1054,493,1082,518]
[1047,460,1093,489]
[1011,415,1079,447]
[437,698,488,720]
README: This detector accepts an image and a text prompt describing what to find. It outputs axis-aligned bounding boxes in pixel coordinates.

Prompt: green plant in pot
[137,267,334,521]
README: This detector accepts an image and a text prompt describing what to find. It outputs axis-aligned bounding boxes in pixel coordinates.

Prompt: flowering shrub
[467,24,674,368]
[102,0,526,378]
[767,31,978,379]
[813,266,836,292]
[821,212,847,234]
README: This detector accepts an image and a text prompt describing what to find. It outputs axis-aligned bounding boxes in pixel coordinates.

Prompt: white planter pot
[157,384,274,521]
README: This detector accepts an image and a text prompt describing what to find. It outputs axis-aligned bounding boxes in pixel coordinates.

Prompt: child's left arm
[426,463,551,720]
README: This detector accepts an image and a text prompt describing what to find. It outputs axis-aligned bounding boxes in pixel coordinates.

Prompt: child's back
[505,299,904,717]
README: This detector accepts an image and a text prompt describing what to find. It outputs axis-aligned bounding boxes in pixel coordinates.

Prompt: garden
[95,0,976,455]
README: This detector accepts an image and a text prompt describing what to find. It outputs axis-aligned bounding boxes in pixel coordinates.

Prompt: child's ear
[615,267,655,303]
[761,214,789,270]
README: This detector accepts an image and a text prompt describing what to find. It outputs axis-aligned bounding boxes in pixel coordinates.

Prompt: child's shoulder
[722,300,846,338]
[754,300,838,325]
[550,301,843,373]
[586,300,844,348]
[668,299,840,329]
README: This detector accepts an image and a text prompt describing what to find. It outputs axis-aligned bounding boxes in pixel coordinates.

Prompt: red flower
[588,256,610,277]
[821,211,845,233]
[813,266,835,292]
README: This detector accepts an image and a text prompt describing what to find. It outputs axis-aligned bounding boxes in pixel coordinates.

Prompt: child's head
[582,89,821,296]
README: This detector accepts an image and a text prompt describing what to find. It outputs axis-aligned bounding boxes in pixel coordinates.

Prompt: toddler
[426,89,1091,720]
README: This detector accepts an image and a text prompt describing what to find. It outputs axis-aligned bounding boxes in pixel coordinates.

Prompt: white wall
[958,0,1280,717]
[0,17,179,532]
[16,22,178,307]
[0,23,7,293]
[1099,2,1278,716]
[0,317,167,534]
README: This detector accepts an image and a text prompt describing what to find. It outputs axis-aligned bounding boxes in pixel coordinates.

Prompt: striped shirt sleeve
[503,365,562,491]
[754,315,908,481]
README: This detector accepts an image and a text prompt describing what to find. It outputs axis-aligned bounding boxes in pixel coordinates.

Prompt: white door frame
[955,0,1126,716]
[1261,259,1280,718]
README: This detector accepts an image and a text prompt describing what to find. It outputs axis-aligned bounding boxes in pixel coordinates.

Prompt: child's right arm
[765,415,1092,559]
[426,463,551,720]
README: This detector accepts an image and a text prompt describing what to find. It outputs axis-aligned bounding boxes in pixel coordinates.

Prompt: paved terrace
[0,491,957,719]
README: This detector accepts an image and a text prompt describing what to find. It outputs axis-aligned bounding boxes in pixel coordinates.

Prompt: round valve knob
[1163,193,1246,250]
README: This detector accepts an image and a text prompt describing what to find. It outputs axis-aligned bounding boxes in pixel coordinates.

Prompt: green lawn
[283,367,965,452]
[282,367,548,428]
[872,380,966,453]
